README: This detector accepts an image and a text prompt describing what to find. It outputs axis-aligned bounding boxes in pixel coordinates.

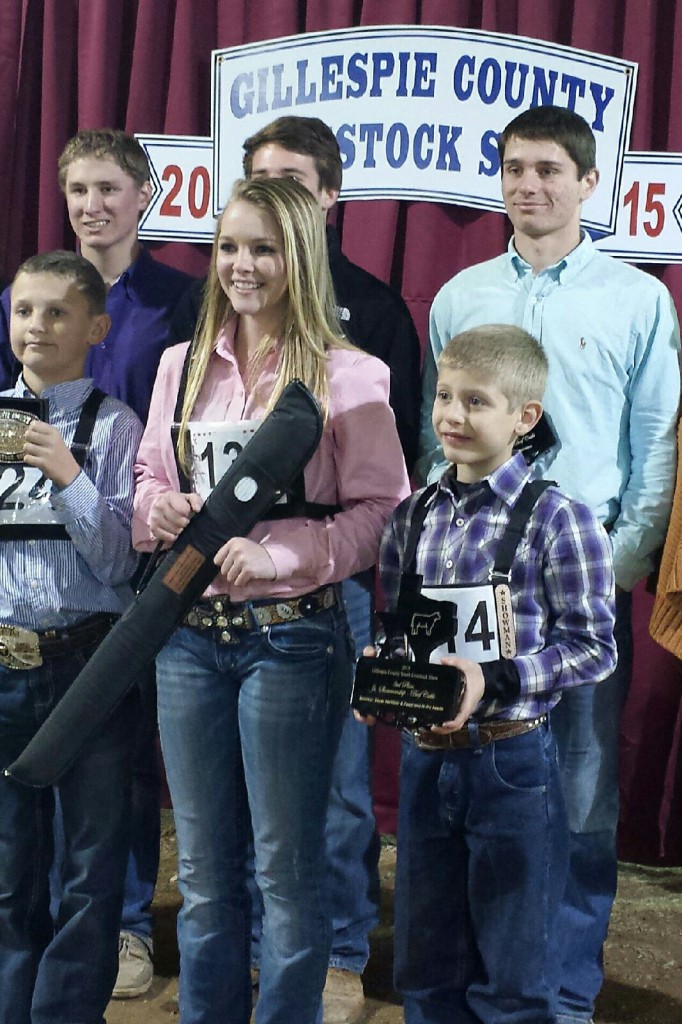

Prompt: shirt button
[31,580,39,589]
[445,560,453,569]
[455,518,465,527]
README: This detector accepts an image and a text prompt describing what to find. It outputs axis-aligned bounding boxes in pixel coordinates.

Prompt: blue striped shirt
[379,453,617,721]
[0,377,143,630]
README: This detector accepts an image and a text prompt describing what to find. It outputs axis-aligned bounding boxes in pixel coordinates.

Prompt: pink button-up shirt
[132,324,411,601]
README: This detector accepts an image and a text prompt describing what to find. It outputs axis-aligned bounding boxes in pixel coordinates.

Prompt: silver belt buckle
[0,625,43,669]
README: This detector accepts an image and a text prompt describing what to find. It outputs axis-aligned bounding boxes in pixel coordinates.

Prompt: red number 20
[159,165,211,219]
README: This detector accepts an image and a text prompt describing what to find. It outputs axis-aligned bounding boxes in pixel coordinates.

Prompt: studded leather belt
[183,585,338,644]
[411,714,547,750]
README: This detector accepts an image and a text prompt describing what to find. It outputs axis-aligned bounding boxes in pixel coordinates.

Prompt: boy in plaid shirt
[376,324,616,1024]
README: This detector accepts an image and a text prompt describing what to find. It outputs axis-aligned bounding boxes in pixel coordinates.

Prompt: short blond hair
[439,325,547,408]
[58,129,150,190]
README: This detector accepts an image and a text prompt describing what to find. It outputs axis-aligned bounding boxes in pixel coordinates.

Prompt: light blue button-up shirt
[421,234,680,590]
[0,377,143,630]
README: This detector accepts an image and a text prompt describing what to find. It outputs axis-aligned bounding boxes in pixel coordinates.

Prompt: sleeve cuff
[49,470,95,522]
[481,659,521,701]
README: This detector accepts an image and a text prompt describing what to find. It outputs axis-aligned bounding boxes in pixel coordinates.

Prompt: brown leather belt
[183,584,338,644]
[0,613,119,670]
[412,714,547,750]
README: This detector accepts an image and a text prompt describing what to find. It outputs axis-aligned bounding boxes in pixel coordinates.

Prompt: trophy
[352,580,464,729]
[0,398,47,463]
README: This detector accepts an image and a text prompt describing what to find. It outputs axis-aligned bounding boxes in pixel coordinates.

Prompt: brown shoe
[322,968,365,1024]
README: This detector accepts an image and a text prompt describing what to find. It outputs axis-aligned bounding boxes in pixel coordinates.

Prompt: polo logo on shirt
[579,337,587,349]
[335,305,351,322]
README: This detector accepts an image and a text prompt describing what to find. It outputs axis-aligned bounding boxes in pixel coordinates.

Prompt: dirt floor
[106,810,682,1023]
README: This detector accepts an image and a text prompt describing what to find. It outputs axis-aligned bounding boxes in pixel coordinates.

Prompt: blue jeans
[156,603,353,1024]
[0,648,133,1024]
[550,590,633,1023]
[327,574,381,972]
[394,721,568,1024]
[49,665,159,944]
[120,664,160,943]
[251,574,381,974]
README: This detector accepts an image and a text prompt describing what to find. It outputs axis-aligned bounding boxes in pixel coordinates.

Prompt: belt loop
[467,720,482,751]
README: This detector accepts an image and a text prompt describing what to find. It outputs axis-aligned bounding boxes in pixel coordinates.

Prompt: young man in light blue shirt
[419,105,680,1024]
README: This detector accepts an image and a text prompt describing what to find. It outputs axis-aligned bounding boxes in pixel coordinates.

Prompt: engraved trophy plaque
[352,588,464,729]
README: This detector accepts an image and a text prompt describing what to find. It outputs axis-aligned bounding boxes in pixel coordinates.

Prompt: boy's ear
[579,167,599,203]
[88,313,111,348]
[139,180,153,212]
[318,186,339,213]
[514,399,543,436]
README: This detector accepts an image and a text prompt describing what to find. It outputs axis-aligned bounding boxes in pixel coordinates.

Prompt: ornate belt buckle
[0,409,35,462]
[0,624,43,669]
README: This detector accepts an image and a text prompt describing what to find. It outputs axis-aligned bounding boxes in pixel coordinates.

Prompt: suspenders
[392,477,553,661]
[0,387,106,540]
[401,478,554,586]
[70,387,106,470]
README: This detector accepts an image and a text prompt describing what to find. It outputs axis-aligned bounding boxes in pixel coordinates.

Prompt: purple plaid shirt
[379,452,617,721]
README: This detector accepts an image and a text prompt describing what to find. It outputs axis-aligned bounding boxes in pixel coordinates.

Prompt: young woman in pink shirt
[132,176,408,1024]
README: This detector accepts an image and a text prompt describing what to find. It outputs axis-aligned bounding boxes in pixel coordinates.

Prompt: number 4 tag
[421,583,507,663]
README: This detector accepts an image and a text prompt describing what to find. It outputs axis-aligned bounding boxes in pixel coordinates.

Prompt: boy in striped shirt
[0,251,142,1024]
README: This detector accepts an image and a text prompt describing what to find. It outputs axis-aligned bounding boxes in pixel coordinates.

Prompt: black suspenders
[401,477,554,583]
[70,387,106,469]
[0,387,106,540]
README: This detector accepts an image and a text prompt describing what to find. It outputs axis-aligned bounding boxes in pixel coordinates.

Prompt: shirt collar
[214,317,281,366]
[507,231,596,285]
[436,451,532,509]
[109,245,153,299]
[14,375,94,412]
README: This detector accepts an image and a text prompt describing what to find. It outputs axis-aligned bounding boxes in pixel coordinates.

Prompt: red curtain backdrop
[1,0,681,860]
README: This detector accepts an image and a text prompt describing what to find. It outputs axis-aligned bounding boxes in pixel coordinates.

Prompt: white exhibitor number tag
[0,464,56,526]
[187,420,260,501]
[420,583,503,663]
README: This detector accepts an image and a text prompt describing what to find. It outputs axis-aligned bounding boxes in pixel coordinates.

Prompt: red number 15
[623,181,666,237]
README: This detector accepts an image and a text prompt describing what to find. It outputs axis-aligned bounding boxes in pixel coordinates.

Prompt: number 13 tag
[187,420,261,501]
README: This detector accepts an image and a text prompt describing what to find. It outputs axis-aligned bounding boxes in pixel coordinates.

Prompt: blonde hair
[58,129,150,190]
[177,176,354,471]
[439,324,548,408]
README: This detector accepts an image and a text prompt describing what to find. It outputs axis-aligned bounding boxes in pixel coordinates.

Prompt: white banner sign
[140,25,679,255]
[594,153,682,263]
[137,135,682,262]
[212,24,636,234]
[138,135,216,241]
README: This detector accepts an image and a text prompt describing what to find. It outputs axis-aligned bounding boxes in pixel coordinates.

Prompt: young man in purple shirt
[375,324,616,1024]
[0,129,195,999]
